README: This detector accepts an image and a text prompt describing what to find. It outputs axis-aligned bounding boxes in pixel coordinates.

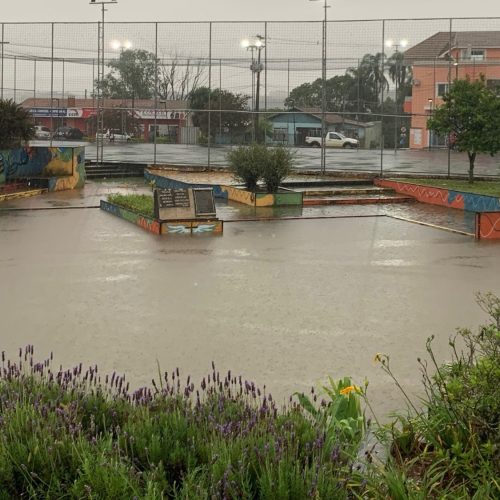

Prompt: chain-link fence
[2,18,500,177]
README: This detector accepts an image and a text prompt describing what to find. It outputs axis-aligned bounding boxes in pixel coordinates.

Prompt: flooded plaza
[1,184,499,417]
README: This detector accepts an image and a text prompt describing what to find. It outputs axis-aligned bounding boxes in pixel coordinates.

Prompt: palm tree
[0,99,35,149]
[387,52,413,106]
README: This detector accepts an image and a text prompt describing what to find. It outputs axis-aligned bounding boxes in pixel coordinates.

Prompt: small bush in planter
[227,143,268,191]
[0,99,35,149]
[262,146,295,193]
[227,144,294,193]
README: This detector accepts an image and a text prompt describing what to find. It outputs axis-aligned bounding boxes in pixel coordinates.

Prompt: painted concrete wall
[0,146,86,191]
[100,200,223,235]
[375,179,500,212]
[476,212,500,240]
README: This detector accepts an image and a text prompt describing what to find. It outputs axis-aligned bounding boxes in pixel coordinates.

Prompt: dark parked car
[53,127,84,140]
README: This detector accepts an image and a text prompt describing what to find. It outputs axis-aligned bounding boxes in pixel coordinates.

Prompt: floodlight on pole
[241,35,266,142]
[385,38,409,152]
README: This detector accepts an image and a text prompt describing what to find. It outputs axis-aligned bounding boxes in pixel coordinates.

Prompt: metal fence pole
[447,18,453,178]
[153,22,158,166]
[208,22,212,168]
[62,58,65,103]
[1,24,4,100]
[50,23,54,147]
[321,13,327,174]
[380,20,385,176]
[33,59,36,104]
[264,21,268,112]
[13,56,16,102]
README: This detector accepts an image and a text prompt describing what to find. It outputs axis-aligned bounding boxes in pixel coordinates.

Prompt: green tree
[0,99,35,149]
[427,77,500,182]
[189,87,250,140]
[285,53,389,118]
[386,51,412,106]
[97,49,157,99]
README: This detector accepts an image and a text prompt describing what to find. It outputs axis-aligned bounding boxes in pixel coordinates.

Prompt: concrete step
[302,187,394,196]
[282,179,374,188]
[303,195,415,206]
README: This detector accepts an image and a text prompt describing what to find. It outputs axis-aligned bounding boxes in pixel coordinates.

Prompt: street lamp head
[110,40,121,50]
[241,39,250,49]
[123,40,132,50]
[385,39,394,48]
[400,39,408,49]
[255,38,264,48]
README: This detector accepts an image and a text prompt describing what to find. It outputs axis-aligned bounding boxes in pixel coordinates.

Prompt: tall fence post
[153,22,158,166]
[13,56,17,102]
[380,19,385,177]
[447,18,453,178]
[1,24,4,100]
[50,23,54,147]
[33,59,37,104]
[208,22,212,168]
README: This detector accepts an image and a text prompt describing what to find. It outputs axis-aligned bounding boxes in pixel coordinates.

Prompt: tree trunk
[467,151,476,183]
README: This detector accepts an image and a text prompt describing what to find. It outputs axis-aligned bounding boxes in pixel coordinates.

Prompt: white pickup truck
[305,132,359,149]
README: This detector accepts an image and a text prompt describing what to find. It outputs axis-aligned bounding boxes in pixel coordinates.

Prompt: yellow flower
[339,385,359,396]
[373,353,383,364]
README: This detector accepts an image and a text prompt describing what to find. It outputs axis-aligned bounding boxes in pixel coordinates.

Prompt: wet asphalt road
[1,196,499,416]
[30,140,500,177]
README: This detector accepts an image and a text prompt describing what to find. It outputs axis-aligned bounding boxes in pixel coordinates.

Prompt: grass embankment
[0,293,498,498]
[398,178,500,197]
[108,193,154,218]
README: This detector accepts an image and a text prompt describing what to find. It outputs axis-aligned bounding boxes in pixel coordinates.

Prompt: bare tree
[158,55,207,101]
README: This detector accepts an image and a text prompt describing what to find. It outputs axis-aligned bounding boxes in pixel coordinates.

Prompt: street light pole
[90,0,118,167]
[310,0,329,174]
[242,36,265,143]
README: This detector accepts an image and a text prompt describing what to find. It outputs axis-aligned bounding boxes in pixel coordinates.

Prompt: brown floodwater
[1,200,499,418]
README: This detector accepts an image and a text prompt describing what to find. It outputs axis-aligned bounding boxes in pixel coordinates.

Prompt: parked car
[305,132,359,149]
[34,125,51,140]
[96,129,132,142]
[53,127,84,140]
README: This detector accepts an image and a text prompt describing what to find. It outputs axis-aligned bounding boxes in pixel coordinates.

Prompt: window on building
[460,48,485,61]
[273,128,288,142]
[470,49,485,61]
[437,83,449,97]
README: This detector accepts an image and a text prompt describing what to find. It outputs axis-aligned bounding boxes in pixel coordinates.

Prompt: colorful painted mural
[475,212,500,240]
[375,179,500,212]
[101,200,223,235]
[0,146,85,191]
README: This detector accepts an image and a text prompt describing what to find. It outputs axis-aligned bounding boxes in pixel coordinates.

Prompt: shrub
[0,99,35,149]
[363,292,500,499]
[227,144,293,192]
[226,143,267,191]
[0,349,364,498]
[262,146,294,193]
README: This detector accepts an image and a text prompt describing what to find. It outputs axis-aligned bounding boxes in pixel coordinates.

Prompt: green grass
[398,178,500,197]
[108,193,154,218]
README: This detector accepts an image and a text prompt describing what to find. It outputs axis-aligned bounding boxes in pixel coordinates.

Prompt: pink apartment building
[403,31,500,149]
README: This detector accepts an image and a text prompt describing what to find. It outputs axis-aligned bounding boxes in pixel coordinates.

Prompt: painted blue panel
[449,190,500,212]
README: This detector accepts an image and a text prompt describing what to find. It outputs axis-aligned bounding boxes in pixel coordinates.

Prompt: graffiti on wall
[376,179,500,212]
[0,146,86,191]
[476,212,500,240]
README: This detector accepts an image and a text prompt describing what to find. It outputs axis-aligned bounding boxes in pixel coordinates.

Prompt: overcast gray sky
[1,0,499,23]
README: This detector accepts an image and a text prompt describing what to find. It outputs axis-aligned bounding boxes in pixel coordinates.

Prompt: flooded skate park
[1,177,499,417]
